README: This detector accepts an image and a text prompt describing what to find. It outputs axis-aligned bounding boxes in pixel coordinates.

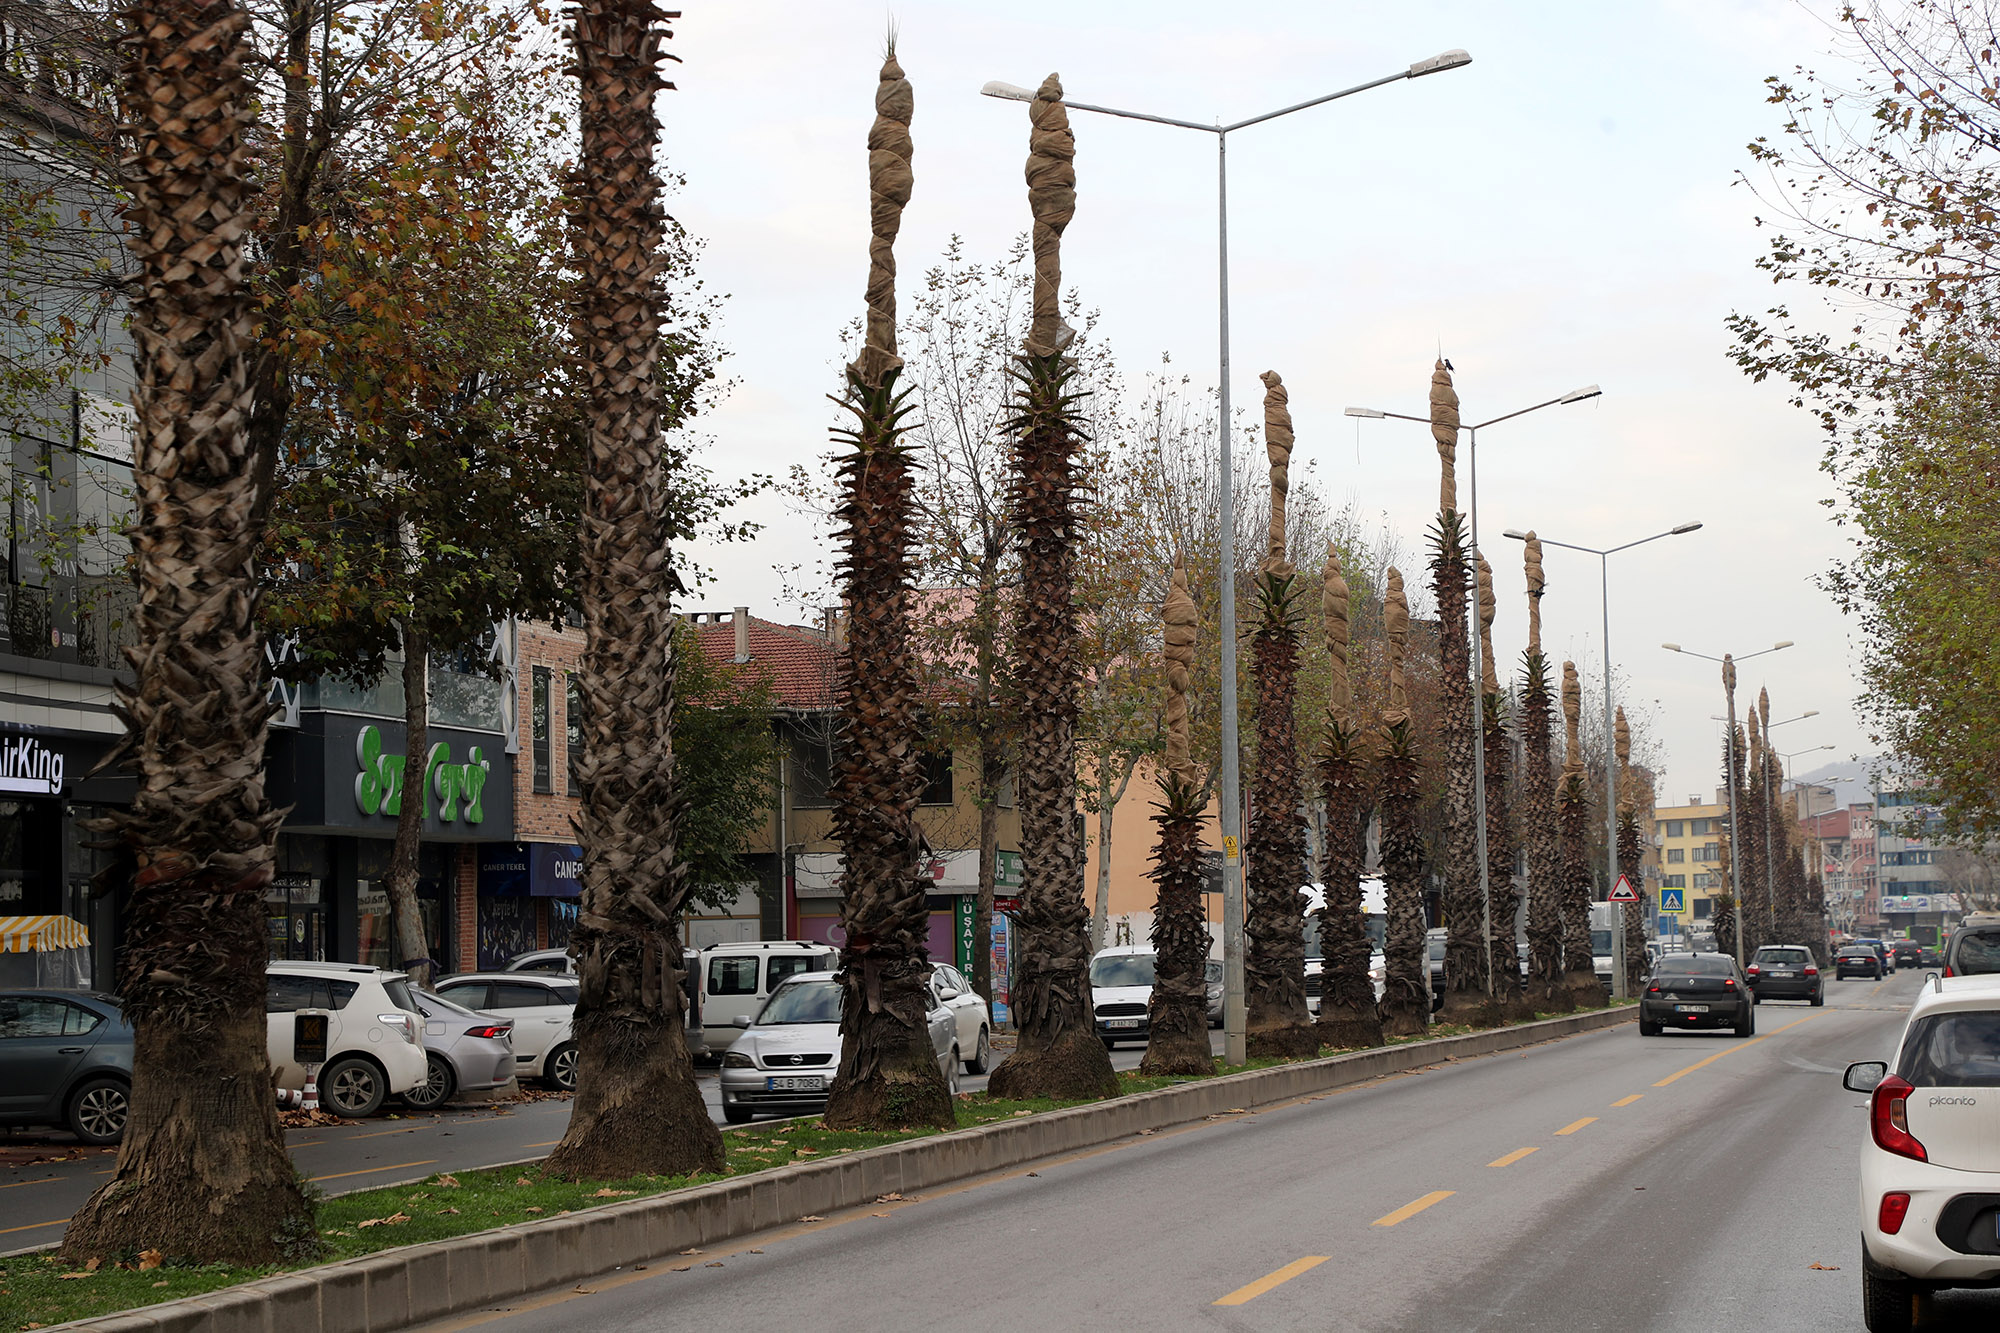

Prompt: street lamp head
[1803,709,1820,718]
[980,80,1037,102]
[1559,384,1603,405]
[1671,521,1703,535]
[1408,49,1473,78]
[1343,406,1386,419]
[1662,643,1682,653]
[1773,640,1794,650]
[1503,529,1529,541]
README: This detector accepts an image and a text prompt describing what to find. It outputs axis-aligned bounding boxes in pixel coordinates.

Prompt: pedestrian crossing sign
[1661,888,1686,914]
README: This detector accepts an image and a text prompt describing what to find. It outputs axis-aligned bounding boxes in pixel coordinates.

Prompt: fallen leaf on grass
[83,1257,100,1273]
[357,1213,411,1229]
[523,1207,544,1215]
[138,1249,163,1272]
[56,1271,93,1280]
[152,1280,169,1288]
[437,1207,460,1215]
[515,1176,533,1187]
[592,1188,637,1197]
[767,1139,788,1146]
[1011,1110,1031,1118]
[793,1148,818,1156]
[435,1173,460,1188]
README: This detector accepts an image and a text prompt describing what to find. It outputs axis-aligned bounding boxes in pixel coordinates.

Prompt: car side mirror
[1843,1061,1888,1093]
[936,984,959,1000]
[731,1015,753,1028]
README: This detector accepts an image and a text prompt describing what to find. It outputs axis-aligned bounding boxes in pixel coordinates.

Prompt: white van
[694,940,840,1056]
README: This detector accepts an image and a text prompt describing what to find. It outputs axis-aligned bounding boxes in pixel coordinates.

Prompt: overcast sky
[660,0,1874,808]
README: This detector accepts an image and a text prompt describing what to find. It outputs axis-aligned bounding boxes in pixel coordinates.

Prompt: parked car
[1920,946,1944,969]
[1638,953,1753,1038]
[1942,914,2000,977]
[1747,944,1824,1006]
[1843,973,2000,1330]
[1090,945,1155,1048]
[0,989,132,1144]
[1427,928,1448,1010]
[928,962,992,1074]
[1302,957,1321,1017]
[1893,940,1923,969]
[401,987,516,1110]
[1837,945,1886,980]
[503,948,575,975]
[265,961,427,1117]
[693,941,839,1057]
[717,972,956,1123]
[1206,959,1224,1027]
[433,973,578,1091]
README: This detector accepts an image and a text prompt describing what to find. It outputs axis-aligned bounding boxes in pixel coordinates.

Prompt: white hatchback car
[264,962,427,1117]
[1845,973,2000,1331]
[433,973,579,1090]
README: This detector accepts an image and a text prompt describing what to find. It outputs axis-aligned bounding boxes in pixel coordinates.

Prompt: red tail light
[1724,978,1736,988]
[1870,1075,1927,1162]
[1945,965,1955,978]
[464,1024,512,1039]
[1879,1192,1912,1235]
[1804,965,1818,976]
[1747,965,1760,976]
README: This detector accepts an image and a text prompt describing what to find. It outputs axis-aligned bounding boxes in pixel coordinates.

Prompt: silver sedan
[402,987,518,1110]
[718,972,958,1123]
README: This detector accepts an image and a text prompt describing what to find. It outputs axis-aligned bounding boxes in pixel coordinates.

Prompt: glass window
[531,667,552,794]
[565,673,582,798]
[1661,955,1735,975]
[789,727,837,809]
[380,978,418,1014]
[492,983,556,1009]
[757,978,841,1024]
[1665,820,1684,838]
[61,1003,102,1035]
[1754,948,1811,966]
[1667,848,1685,864]
[1900,1012,2000,1087]
[0,997,68,1037]
[766,955,822,987]
[919,752,954,806]
[326,979,359,1009]
[435,982,490,1009]
[708,956,760,996]
[266,975,319,1013]
[1952,930,2000,975]
[1089,954,1156,987]
[1661,874,1685,888]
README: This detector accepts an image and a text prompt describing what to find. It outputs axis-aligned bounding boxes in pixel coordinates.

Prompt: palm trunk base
[987,1022,1119,1101]
[1246,1018,1320,1060]
[62,1009,312,1264]
[1437,989,1492,1027]
[545,1013,723,1179]
[823,1023,956,1131]
[1140,990,1212,1077]
[1316,1005,1384,1050]
[1378,988,1430,1038]
[1564,971,1607,1008]
[1533,979,1577,1014]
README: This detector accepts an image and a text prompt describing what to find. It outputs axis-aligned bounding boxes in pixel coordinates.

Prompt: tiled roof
[692,616,839,710]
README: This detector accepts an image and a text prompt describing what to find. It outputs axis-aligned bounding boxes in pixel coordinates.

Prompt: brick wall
[514,620,585,844]
[454,844,477,971]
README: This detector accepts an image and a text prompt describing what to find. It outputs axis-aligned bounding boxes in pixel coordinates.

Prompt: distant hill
[1791,758,1882,809]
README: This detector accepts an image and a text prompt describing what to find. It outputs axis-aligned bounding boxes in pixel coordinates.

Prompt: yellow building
[1653,790,1730,933]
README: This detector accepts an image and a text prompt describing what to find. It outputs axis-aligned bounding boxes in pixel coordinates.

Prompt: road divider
[51,1004,1636,1333]
[1213,1255,1330,1305]
[1373,1190,1455,1227]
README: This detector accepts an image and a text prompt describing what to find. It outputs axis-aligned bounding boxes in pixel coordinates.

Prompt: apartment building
[1804,803,1876,935]
[1652,792,1731,931]
[1873,787,1959,941]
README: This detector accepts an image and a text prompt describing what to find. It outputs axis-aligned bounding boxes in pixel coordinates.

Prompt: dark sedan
[1639,954,1753,1038]
[0,989,133,1144]
[1746,945,1823,1005]
[1892,939,1922,968]
[1834,945,1884,980]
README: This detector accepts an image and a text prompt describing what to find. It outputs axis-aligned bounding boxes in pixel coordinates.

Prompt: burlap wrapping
[1477,552,1497,695]
[1562,660,1584,777]
[1722,653,1736,697]
[851,50,914,388]
[1430,358,1460,514]
[1615,706,1633,816]
[1524,530,1545,656]
[1385,566,1410,725]
[1260,370,1294,575]
[1024,73,1075,357]
[1162,561,1196,780]
[1322,540,1349,721]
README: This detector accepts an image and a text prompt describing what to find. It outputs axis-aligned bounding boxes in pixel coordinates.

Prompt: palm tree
[1377,568,1430,1037]
[1558,662,1605,1006]
[1740,704,1769,956]
[987,75,1119,1101]
[1428,361,1484,1025]
[815,47,957,1132]
[1244,371,1316,1058]
[1616,707,1648,997]
[545,1,725,1175]
[1314,542,1383,1049]
[1478,556,1533,1022]
[61,0,314,1263]
[1143,564,1215,1075]
[1712,890,1739,962]
[1519,536,1570,1014]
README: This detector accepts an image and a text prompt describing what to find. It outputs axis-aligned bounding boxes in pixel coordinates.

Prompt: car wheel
[401,1053,457,1111]
[1735,1010,1755,1039]
[946,1051,961,1096]
[965,1027,991,1075]
[66,1076,129,1145]
[1812,989,1825,1007]
[1752,993,1762,1006]
[545,1042,578,1092]
[1862,1262,1916,1333]
[1638,1018,1661,1037]
[722,1104,753,1125]
[321,1057,388,1118]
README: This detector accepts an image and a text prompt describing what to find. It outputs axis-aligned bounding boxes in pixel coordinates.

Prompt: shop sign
[954,896,975,974]
[353,725,490,824]
[0,734,64,795]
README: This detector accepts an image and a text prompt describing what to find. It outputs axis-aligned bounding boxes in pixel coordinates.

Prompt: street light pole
[1346,386,1600,995]
[986,50,1472,1067]
[1504,521,1701,998]
[1662,640,1794,973]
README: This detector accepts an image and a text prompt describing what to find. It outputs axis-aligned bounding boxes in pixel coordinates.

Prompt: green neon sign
[354,725,489,823]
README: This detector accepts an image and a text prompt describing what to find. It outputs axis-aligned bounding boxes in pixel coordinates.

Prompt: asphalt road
[403,970,2000,1333]
[0,1026,1221,1254]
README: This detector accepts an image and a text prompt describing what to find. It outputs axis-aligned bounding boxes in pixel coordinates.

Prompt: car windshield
[1205,961,1224,983]
[1839,948,1874,959]
[1591,930,1613,954]
[1661,956,1735,976]
[757,979,841,1025]
[1954,930,2000,975]
[1755,949,1810,966]
[1091,954,1156,987]
[1899,1011,2000,1087]
[1427,938,1446,961]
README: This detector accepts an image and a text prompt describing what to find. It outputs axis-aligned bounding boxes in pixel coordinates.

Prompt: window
[531,666,552,794]
[766,955,823,987]
[789,727,837,809]
[1693,898,1712,919]
[919,752,954,806]
[1667,848,1685,864]
[435,982,490,1009]
[1899,1012,2000,1087]
[1665,820,1684,838]
[493,983,558,1009]
[1693,874,1713,889]
[1689,818,1712,835]
[1661,874,1686,888]
[0,997,69,1038]
[565,673,582,797]
[1089,954,1156,987]
[267,976,360,1011]
[707,956,760,996]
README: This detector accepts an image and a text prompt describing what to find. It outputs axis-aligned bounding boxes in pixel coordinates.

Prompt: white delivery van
[693,940,840,1057]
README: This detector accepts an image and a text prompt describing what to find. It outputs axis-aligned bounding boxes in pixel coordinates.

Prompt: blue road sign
[1661,887,1686,914]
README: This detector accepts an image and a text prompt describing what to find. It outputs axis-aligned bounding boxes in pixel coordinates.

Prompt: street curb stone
[49,1005,1633,1333]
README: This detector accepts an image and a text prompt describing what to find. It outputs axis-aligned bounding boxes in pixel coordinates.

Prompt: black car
[1920,946,1945,969]
[1892,939,1922,968]
[1639,954,1754,1038]
[1746,945,1824,1005]
[1834,945,1884,980]
[1943,915,2000,977]
[0,990,133,1144]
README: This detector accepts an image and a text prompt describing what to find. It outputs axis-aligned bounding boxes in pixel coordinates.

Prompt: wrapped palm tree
[1519,536,1570,1013]
[61,0,314,1261]
[1723,718,1752,957]
[1478,556,1533,1022]
[1428,361,1484,1025]
[988,75,1119,1100]
[1558,662,1605,1006]
[1377,569,1430,1037]
[1616,708,1647,997]
[1143,564,1215,1075]
[1243,370,1317,1058]
[1712,890,1739,962]
[1314,542,1383,1049]
[1740,704,1769,956]
[819,48,956,1132]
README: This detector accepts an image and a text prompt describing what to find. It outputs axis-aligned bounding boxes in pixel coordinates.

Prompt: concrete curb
[53,1005,1634,1333]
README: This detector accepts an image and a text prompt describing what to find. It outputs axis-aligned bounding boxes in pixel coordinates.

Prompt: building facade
[1652,792,1731,932]
[1873,787,1960,942]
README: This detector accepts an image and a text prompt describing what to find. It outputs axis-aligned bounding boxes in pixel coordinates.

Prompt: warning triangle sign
[1609,874,1641,904]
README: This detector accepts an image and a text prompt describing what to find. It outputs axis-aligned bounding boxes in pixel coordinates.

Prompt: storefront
[793,849,1021,972]
[0,725,132,987]
[474,841,581,969]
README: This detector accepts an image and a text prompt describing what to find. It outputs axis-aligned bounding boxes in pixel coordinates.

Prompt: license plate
[1106,1018,1140,1029]
[1675,1004,1709,1013]
[1770,971,1795,978]
[766,1075,824,1092]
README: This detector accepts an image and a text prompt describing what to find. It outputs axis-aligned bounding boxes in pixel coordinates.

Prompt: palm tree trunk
[1315,726,1383,1048]
[1484,693,1535,1021]
[1378,724,1429,1037]
[1433,514,1483,1025]
[61,0,313,1263]
[1143,772,1214,1074]
[1520,658,1569,1014]
[1559,773,1604,1006]
[543,0,721,1179]
[1618,805,1647,995]
[1245,572,1316,1058]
